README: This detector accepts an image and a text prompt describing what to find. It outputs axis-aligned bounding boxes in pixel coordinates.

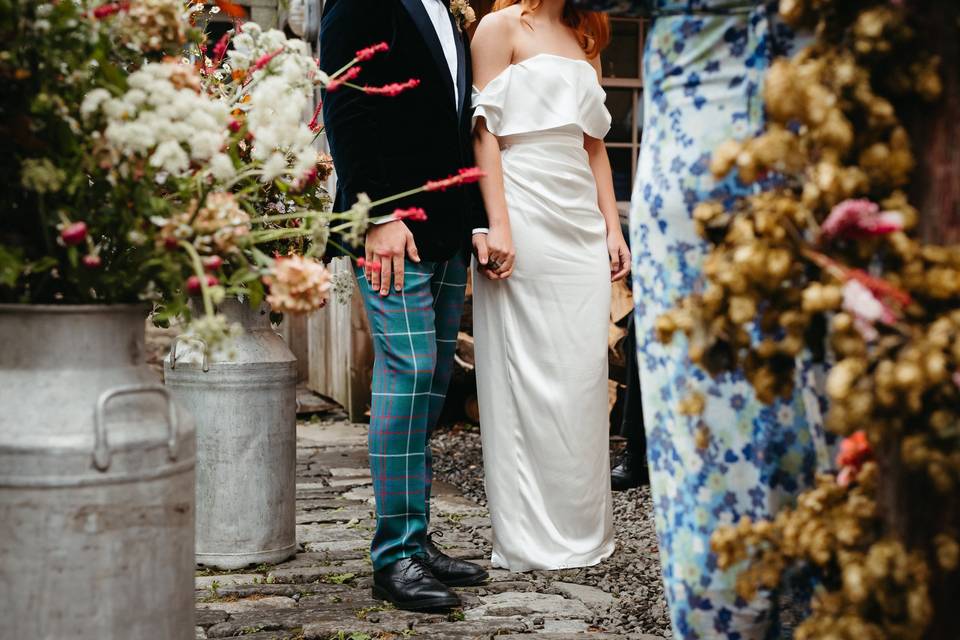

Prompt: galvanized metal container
[164,298,297,570]
[0,304,196,640]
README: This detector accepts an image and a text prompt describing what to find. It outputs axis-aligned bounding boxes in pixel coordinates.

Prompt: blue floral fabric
[628,2,833,638]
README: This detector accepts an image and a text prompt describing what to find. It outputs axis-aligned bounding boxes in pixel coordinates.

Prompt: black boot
[611,451,648,491]
[421,532,489,587]
[372,556,461,611]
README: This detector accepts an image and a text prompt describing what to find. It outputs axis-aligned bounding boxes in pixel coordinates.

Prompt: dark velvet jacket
[320,0,487,262]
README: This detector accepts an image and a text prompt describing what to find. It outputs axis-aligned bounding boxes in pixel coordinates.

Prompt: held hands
[473,224,515,280]
[608,228,631,282]
[364,221,421,296]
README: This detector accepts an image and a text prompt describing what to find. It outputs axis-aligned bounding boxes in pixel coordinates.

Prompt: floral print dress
[627,1,833,638]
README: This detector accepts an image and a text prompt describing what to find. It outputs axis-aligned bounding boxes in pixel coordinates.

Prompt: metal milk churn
[164,298,298,570]
[0,304,196,640]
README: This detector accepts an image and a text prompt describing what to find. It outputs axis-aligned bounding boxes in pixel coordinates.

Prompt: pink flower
[392,207,427,222]
[187,274,219,295]
[355,42,389,62]
[821,199,904,241]
[60,221,88,246]
[362,78,421,97]
[842,279,896,339]
[202,255,224,272]
[326,66,362,92]
[423,167,486,192]
[92,2,128,19]
[81,255,102,269]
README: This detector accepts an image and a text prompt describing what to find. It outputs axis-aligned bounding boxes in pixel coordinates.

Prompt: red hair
[491,0,611,59]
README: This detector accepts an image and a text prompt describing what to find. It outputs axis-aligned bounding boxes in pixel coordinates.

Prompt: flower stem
[179,240,215,318]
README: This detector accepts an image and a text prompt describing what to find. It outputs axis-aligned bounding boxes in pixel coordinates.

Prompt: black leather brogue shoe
[372,556,461,611]
[422,532,489,587]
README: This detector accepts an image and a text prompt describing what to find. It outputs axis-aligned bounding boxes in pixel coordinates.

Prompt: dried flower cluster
[264,255,332,314]
[655,0,960,636]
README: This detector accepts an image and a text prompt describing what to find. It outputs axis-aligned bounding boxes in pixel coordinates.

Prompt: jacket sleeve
[320,0,394,210]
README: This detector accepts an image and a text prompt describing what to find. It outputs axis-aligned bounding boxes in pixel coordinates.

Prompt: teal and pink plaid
[355,253,467,570]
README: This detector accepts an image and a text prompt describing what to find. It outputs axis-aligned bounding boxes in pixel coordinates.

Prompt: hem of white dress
[491,538,616,573]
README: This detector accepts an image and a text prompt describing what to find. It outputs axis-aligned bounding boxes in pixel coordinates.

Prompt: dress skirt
[473,129,615,572]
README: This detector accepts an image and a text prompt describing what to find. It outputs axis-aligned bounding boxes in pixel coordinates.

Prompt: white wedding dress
[472,54,615,572]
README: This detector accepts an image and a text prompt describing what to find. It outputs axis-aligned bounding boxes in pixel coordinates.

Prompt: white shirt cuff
[472,228,489,235]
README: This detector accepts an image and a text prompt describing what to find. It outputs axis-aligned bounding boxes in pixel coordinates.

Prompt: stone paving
[193,414,664,640]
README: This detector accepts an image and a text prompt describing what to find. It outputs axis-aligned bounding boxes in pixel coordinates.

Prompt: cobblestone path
[193,416,665,640]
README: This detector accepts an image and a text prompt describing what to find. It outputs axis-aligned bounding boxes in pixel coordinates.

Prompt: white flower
[208,153,236,181]
[261,153,288,183]
[150,139,190,174]
[80,88,112,119]
[91,61,230,180]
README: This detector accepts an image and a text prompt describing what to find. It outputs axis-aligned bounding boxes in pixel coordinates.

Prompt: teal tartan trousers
[355,253,468,570]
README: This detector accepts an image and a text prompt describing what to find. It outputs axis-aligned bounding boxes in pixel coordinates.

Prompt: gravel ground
[431,423,673,638]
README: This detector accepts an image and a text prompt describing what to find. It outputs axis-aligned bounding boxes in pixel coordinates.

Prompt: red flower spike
[81,255,102,269]
[60,221,88,246]
[423,167,486,192]
[355,42,389,62]
[307,101,323,131]
[392,207,428,222]
[186,274,219,295]
[326,66,362,92]
[212,31,232,67]
[251,47,285,72]
[362,78,421,97]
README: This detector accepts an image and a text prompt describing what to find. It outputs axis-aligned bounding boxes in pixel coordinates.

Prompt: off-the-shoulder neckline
[473,52,598,94]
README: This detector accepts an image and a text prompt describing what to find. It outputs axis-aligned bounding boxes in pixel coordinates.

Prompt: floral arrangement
[657,0,960,637]
[2,0,481,347]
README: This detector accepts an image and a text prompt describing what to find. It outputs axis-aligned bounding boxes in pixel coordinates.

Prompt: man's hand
[365,221,420,296]
[473,225,515,280]
[608,228,631,282]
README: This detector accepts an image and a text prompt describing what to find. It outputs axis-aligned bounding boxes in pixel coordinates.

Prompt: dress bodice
[471,54,611,141]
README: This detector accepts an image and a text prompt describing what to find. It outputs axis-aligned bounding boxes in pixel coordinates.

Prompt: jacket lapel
[399,0,457,109]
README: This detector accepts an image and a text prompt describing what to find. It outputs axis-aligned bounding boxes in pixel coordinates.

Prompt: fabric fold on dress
[472,54,615,572]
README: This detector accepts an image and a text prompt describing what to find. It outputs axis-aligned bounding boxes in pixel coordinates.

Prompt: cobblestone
[193,417,669,639]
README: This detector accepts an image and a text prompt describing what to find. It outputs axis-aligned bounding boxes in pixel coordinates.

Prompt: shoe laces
[406,554,433,580]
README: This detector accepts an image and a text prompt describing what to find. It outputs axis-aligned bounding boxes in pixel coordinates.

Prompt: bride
[470,0,630,571]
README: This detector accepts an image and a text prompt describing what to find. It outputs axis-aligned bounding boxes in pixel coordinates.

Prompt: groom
[320,0,489,611]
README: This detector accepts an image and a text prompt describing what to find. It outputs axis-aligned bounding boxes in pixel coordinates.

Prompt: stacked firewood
[444,272,634,431]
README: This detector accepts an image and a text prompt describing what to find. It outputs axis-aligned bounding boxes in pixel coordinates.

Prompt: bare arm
[586,56,630,281]
[471,14,516,279]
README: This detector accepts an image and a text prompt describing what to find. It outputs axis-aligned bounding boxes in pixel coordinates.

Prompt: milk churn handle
[167,335,210,372]
[93,385,180,472]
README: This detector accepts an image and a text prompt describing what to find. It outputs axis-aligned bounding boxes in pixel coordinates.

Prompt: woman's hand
[474,224,515,280]
[607,228,631,282]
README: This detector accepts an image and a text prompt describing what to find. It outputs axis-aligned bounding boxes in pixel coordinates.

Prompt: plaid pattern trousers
[355,252,468,570]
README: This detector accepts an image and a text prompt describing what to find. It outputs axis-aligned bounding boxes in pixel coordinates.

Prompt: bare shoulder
[471,10,517,88]
[473,8,519,44]
[588,55,602,81]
